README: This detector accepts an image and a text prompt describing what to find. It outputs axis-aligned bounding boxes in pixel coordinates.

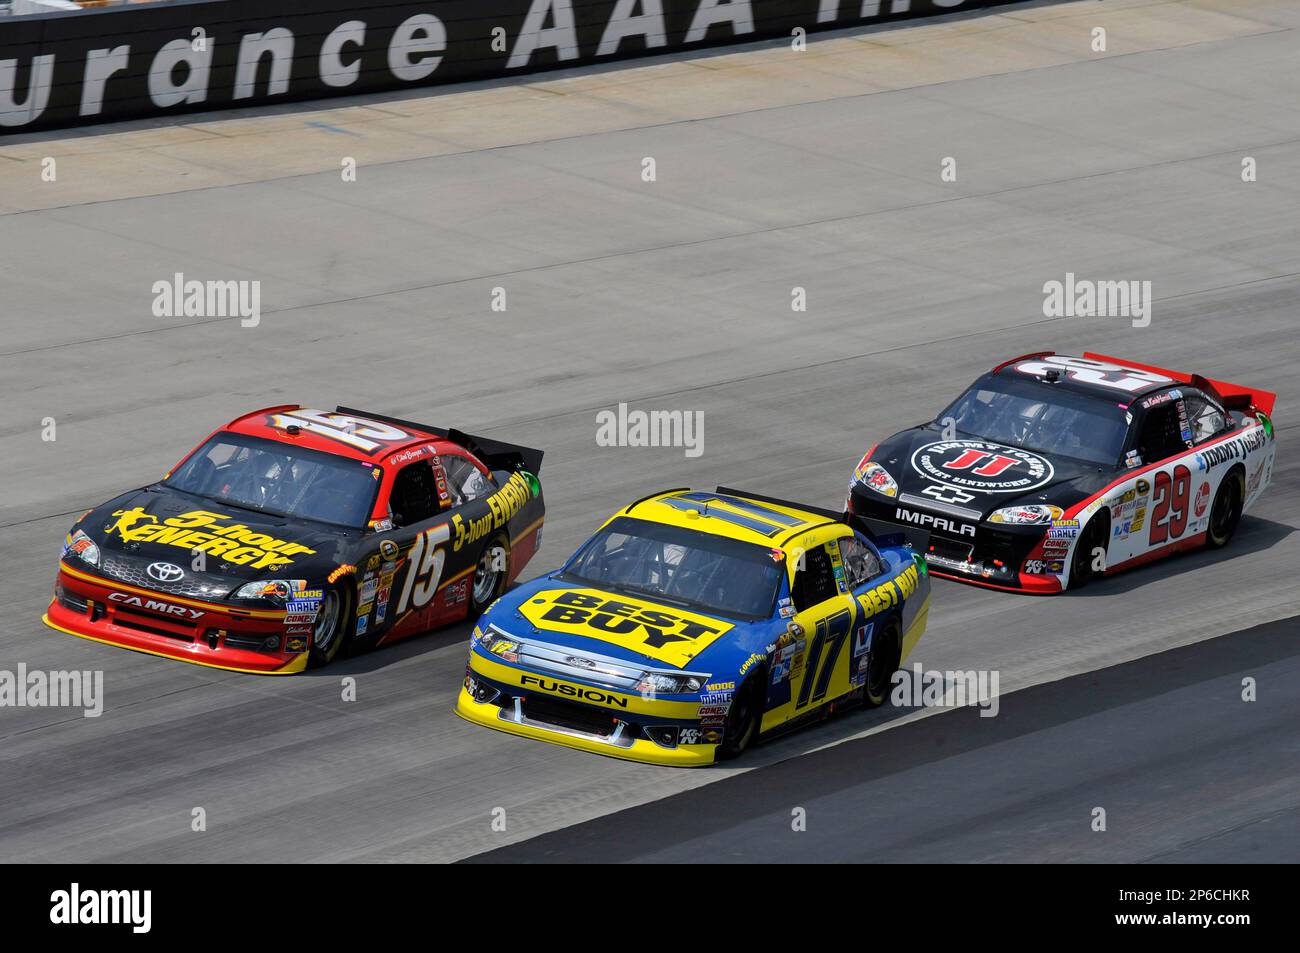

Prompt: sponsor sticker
[911,439,1054,494]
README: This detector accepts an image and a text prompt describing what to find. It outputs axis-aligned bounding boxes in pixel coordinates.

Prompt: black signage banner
[0,0,1019,134]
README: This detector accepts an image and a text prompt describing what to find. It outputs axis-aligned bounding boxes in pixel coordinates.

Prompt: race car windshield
[938,375,1130,467]
[165,433,379,529]
[559,516,783,621]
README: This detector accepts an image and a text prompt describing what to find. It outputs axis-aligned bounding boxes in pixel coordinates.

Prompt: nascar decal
[105,508,315,569]
[450,471,534,552]
[911,440,1054,494]
[518,589,734,668]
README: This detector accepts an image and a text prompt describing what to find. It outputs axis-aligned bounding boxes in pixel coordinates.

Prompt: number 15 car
[46,406,544,673]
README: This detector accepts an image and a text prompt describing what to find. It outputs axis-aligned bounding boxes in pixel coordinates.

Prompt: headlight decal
[854,461,899,498]
[987,504,1063,525]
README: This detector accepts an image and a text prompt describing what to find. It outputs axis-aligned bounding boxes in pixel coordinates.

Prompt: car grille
[522,696,619,738]
[99,554,233,601]
[112,609,198,642]
[927,537,974,563]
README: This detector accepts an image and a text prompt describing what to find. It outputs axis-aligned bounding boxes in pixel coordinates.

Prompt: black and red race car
[46,407,544,673]
[847,353,1276,593]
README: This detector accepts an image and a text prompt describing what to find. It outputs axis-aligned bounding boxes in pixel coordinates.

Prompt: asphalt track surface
[1,0,1298,863]
[468,616,1300,862]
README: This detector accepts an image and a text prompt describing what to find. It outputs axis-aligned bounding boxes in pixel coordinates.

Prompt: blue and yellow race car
[456,488,931,766]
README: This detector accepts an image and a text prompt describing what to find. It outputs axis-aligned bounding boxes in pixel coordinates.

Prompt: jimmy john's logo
[912,440,1053,494]
[450,471,533,552]
[1195,428,1268,472]
[518,589,733,668]
[519,675,629,709]
[106,507,314,570]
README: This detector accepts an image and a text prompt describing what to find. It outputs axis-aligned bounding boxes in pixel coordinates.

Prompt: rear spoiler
[1083,352,1277,416]
[335,407,544,474]
[713,486,930,554]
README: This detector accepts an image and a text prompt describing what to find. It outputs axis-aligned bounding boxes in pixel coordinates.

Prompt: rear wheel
[308,585,350,669]
[1068,517,1108,590]
[862,622,901,708]
[469,534,509,620]
[717,674,764,761]
[1206,470,1244,549]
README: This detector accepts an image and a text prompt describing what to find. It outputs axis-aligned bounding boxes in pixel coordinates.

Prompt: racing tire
[308,584,351,669]
[716,673,764,761]
[1068,516,1108,590]
[1205,469,1244,549]
[862,621,902,709]
[468,534,510,620]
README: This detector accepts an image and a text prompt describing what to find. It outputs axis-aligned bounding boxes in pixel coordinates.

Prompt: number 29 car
[456,488,931,766]
[46,406,544,673]
[848,352,1276,593]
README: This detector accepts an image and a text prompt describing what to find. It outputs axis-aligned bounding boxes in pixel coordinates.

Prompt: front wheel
[1206,470,1244,549]
[1068,517,1108,590]
[308,585,350,669]
[716,674,764,761]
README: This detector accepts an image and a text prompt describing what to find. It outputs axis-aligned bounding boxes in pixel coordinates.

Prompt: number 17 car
[847,353,1276,593]
[46,406,544,673]
[457,488,931,766]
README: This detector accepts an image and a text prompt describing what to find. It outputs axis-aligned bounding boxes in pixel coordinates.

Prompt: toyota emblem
[147,562,184,583]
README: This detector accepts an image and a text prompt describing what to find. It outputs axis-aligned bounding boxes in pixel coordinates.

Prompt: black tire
[1206,469,1244,549]
[716,673,764,761]
[308,584,351,669]
[468,534,510,620]
[862,621,902,708]
[1068,516,1108,590]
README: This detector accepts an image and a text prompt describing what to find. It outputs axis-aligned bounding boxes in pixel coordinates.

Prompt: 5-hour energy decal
[450,471,534,551]
[105,507,314,570]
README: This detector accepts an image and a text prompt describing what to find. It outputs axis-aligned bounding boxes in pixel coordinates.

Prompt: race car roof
[620,489,837,549]
[223,406,445,462]
[989,352,1178,404]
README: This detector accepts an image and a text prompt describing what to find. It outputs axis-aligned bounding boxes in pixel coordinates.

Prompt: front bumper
[849,489,1064,594]
[46,561,308,674]
[455,652,721,767]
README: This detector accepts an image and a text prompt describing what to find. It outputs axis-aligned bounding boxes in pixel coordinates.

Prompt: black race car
[847,353,1276,593]
[46,406,544,672]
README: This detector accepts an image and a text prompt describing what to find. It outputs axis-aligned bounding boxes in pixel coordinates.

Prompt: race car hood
[866,425,1115,518]
[482,575,768,672]
[74,486,349,583]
